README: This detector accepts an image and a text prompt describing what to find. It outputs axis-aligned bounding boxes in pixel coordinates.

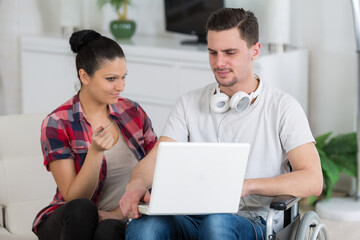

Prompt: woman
[32,30,157,240]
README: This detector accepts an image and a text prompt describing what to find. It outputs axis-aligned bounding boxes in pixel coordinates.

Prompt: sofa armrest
[0,204,5,229]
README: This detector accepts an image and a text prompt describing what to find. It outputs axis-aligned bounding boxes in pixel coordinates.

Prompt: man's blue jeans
[126,214,266,240]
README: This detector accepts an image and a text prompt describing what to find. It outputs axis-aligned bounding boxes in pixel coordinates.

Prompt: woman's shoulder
[114,97,142,112]
[44,95,78,125]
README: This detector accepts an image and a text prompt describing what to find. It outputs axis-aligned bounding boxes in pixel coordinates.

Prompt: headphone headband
[249,78,262,100]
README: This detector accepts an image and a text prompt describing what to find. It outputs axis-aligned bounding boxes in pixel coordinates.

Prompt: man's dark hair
[206,8,259,47]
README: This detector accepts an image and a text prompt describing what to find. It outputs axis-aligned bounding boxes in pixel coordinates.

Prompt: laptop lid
[142,142,250,215]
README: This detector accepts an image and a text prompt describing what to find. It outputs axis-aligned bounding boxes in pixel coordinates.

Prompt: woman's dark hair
[206,8,259,48]
[69,29,125,79]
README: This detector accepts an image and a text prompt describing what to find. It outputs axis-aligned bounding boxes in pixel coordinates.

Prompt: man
[120,8,323,239]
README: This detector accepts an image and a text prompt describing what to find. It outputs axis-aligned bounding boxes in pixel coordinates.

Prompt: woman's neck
[79,90,109,121]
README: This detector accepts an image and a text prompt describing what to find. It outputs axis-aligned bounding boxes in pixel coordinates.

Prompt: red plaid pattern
[32,94,157,233]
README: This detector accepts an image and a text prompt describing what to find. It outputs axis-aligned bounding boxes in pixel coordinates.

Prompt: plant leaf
[315,132,332,150]
[308,196,317,205]
[324,132,357,177]
[329,154,357,177]
[324,132,357,156]
[97,0,132,12]
[319,149,339,186]
[97,0,109,9]
[323,173,334,200]
[318,149,339,200]
[110,0,126,12]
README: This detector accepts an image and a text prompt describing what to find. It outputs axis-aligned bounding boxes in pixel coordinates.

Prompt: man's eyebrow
[207,48,238,52]
[222,48,238,52]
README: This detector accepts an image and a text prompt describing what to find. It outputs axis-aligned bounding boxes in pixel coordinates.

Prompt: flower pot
[110,20,136,39]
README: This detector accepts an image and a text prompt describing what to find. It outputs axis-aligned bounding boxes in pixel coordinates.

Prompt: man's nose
[215,54,226,67]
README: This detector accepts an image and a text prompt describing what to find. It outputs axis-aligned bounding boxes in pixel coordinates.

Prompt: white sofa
[0,113,56,240]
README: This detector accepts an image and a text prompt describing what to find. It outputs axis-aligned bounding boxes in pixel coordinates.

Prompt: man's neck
[220,74,259,98]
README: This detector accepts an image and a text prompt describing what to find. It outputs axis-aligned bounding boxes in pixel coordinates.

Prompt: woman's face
[84,57,127,105]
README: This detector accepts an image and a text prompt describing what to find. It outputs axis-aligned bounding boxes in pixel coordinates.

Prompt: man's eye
[226,52,235,55]
[209,52,217,55]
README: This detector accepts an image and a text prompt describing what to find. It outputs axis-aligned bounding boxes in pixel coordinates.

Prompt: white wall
[290,0,357,137]
[10,0,360,136]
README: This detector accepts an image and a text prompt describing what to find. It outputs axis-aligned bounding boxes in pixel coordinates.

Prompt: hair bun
[69,30,102,53]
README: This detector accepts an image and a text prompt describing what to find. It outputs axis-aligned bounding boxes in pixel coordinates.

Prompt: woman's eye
[106,77,116,81]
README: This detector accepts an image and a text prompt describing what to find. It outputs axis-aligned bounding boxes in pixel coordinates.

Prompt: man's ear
[250,42,261,61]
[79,69,90,85]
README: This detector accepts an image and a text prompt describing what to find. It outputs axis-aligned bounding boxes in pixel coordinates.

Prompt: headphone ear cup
[229,91,251,112]
[210,92,230,113]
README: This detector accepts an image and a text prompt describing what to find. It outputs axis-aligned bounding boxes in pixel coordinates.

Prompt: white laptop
[138,142,250,215]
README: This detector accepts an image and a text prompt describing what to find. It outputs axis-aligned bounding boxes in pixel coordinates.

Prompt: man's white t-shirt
[162,81,314,228]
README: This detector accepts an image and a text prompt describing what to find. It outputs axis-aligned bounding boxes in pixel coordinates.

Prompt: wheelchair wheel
[294,211,327,240]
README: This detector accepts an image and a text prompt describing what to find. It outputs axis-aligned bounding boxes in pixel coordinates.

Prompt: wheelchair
[266,195,329,240]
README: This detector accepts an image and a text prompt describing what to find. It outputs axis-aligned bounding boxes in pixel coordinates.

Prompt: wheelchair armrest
[270,195,301,211]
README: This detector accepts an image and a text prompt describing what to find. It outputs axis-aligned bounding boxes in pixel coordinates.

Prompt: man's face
[207,27,259,88]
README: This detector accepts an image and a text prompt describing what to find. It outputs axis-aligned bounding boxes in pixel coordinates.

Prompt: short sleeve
[137,105,158,153]
[161,97,189,142]
[41,116,75,171]
[279,96,315,153]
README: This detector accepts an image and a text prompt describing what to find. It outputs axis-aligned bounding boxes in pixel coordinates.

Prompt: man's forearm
[243,169,323,198]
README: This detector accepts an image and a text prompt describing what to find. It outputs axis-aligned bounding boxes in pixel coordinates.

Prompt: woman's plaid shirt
[32,94,157,233]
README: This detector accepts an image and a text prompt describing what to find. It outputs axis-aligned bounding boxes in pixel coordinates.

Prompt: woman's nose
[115,79,125,91]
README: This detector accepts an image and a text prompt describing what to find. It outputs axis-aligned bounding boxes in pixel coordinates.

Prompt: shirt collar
[72,93,121,122]
[72,93,86,122]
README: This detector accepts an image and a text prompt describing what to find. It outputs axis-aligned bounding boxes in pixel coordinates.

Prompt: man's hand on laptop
[119,185,151,219]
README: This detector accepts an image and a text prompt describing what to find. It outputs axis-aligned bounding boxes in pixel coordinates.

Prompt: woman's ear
[250,42,261,61]
[79,69,90,85]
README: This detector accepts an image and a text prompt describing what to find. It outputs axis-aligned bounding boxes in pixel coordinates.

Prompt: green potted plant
[309,132,357,205]
[97,0,136,39]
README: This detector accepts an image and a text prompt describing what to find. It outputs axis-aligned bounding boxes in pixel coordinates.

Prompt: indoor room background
[0,0,359,238]
[0,0,356,136]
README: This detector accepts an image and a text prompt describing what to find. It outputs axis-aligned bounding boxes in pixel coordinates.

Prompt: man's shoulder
[180,83,215,99]
[261,83,304,116]
[262,83,298,104]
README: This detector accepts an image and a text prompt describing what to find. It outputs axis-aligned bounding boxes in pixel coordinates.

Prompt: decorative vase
[110,20,136,39]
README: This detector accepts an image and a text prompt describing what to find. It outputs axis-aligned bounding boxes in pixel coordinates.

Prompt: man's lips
[215,69,232,78]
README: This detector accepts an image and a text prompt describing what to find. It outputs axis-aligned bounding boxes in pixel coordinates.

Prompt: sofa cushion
[0,114,55,237]
[0,226,37,240]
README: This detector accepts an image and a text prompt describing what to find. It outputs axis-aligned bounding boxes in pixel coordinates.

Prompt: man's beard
[214,67,238,87]
[215,75,238,87]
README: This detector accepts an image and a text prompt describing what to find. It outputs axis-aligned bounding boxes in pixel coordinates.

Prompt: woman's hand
[90,125,114,152]
[98,207,126,222]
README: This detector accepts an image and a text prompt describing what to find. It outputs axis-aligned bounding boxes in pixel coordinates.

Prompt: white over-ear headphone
[210,79,263,114]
